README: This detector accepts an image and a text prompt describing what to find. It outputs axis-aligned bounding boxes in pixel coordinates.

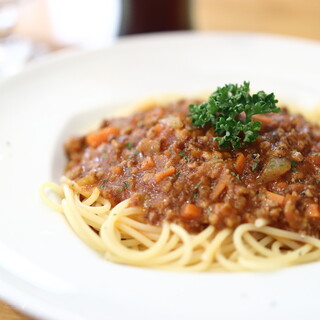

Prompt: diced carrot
[111,166,122,175]
[234,152,246,174]
[276,181,288,189]
[307,154,320,166]
[222,152,231,159]
[181,204,202,219]
[266,191,285,206]
[154,166,176,182]
[86,127,120,148]
[150,124,163,135]
[306,204,320,218]
[141,157,155,170]
[251,114,274,125]
[211,180,227,201]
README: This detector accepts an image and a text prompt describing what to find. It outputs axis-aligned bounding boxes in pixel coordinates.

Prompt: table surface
[1,0,320,319]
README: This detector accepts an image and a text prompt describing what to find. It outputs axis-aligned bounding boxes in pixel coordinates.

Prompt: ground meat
[64,100,320,235]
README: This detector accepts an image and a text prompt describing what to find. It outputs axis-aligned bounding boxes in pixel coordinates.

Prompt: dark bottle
[119,0,191,35]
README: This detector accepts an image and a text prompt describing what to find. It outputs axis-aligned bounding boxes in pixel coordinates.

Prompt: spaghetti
[40,178,320,271]
[40,95,320,272]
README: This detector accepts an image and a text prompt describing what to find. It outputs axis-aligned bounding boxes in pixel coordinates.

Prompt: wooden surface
[0,301,32,320]
[192,0,320,40]
[1,0,320,319]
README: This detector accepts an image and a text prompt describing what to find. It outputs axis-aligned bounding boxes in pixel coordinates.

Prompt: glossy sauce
[65,101,320,235]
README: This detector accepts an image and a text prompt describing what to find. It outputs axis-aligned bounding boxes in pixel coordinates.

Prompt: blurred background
[0,0,320,318]
[0,0,319,79]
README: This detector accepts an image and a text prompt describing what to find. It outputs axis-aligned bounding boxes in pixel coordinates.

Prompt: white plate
[1,32,320,320]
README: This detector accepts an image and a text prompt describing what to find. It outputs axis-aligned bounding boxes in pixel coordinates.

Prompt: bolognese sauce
[64,100,320,236]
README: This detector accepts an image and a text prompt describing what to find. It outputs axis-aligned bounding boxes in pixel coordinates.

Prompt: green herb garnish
[194,182,202,189]
[123,181,130,189]
[125,142,133,149]
[251,161,259,171]
[188,82,280,149]
[179,151,190,162]
[231,171,241,181]
[291,160,297,167]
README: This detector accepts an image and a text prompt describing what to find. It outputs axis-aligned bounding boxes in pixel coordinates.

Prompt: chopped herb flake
[194,182,202,189]
[251,161,259,171]
[231,172,241,181]
[123,181,130,188]
[125,142,133,149]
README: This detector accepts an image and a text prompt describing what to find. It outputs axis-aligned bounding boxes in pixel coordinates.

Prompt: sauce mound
[64,100,320,235]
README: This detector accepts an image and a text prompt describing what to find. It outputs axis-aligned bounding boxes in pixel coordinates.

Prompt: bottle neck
[119,0,191,36]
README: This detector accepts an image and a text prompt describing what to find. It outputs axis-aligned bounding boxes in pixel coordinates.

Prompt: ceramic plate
[1,32,320,320]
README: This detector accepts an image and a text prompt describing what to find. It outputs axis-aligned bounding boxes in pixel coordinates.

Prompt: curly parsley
[188,82,280,149]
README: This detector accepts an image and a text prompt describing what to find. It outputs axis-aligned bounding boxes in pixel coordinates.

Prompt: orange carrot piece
[266,191,285,206]
[211,180,227,201]
[154,167,176,183]
[234,153,246,174]
[181,204,202,219]
[111,166,122,175]
[251,114,273,125]
[307,154,320,166]
[276,181,288,189]
[306,204,320,218]
[141,157,155,170]
[86,127,120,148]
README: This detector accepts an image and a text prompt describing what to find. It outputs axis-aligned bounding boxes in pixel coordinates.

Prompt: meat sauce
[65,100,320,235]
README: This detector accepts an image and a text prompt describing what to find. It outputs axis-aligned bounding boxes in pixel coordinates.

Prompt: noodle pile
[40,179,320,272]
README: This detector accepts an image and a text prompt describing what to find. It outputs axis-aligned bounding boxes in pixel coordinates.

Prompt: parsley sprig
[188,82,280,149]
